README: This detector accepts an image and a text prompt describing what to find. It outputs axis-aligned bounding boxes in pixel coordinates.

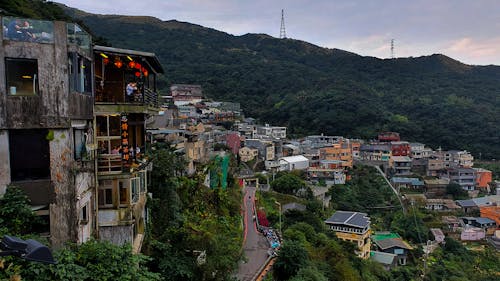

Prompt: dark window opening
[68,52,92,94]
[9,129,50,181]
[5,58,38,96]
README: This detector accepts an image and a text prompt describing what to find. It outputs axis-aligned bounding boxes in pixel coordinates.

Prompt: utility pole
[280,9,287,39]
[391,39,395,59]
[275,201,282,237]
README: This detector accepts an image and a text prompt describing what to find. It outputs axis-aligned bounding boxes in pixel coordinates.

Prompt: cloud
[444,37,500,65]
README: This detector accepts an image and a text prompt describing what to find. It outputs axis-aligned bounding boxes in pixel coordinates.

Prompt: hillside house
[443,167,477,191]
[390,141,411,157]
[425,199,460,211]
[170,84,202,106]
[461,217,496,235]
[360,143,392,163]
[255,124,286,139]
[410,142,432,159]
[391,156,412,176]
[424,178,450,198]
[278,155,309,171]
[239,146,258,162]
[474,168,492,190]
[319,140,353,168]
[372,232,413,265]
[93,45,163,252]
[325,211,371,259]
[0,17,94,248]
[378,132,400,142]
[391,177,424,190]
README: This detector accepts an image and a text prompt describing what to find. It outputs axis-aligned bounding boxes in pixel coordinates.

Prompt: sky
[55,0,500,66]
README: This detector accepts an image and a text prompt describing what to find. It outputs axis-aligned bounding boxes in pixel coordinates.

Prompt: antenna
[280,9,286,39]
[391,39,395,59]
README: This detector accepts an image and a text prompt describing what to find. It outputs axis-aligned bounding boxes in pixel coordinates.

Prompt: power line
[280,9,286,39]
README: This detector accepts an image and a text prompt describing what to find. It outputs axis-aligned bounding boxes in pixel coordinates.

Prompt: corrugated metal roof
[325,211,370,228]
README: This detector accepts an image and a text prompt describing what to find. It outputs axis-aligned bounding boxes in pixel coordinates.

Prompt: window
[139,171,147,193]
[98,180,113,207]
[5,58,38,96]
[9,129,50,181]
[68,52,92,94]
[80,203,89,224]
[119,180,129,205]
[130,177,140,203]
[74,128,87,160]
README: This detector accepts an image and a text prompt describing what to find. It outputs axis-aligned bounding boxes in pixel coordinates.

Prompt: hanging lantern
[103,57,110,65]
[128,61,136,68]
[114,59,123,68]
[143,70,149,77]
[134,62,141,70]
[135,72,141,77]
[141,67,147,73]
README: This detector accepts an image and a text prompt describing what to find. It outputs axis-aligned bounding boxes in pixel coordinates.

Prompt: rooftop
[370,251,397,265]
[280,155,309,163]
[373,238,413,250]
[325,211,370,229]
[372,232,401,241]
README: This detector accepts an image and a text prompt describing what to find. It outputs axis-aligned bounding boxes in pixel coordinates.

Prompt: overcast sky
[55,0,500,65]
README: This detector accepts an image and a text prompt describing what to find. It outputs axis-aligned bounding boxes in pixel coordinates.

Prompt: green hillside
[2,2,499,158]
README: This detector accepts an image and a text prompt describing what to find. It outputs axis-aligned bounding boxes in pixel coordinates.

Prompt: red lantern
[143,70,149,77]
[103,58,110,65]
[128,61,135,68]
[134,62,141,70]
[114,60,123,68]
[135,72,141,77]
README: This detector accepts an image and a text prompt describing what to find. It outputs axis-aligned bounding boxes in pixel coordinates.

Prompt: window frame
[5,57,39,96]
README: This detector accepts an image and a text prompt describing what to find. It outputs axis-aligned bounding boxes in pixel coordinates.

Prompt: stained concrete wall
[0,130,9,196]
[0,21,93,129]
[0,19,95,248]
[99,225,133,246]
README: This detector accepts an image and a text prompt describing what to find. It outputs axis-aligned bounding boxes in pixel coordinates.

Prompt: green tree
[289,266,328,281]
[446,182,469,200]
[271,173,306,195]
[0,185,37,235]
[274,241,309,281]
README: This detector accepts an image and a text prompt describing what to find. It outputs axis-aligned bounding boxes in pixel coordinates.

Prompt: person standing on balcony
[126,82,137,102]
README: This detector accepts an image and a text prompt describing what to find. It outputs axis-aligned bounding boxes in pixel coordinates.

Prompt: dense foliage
[0,187,159,281]
[144,144,243,280]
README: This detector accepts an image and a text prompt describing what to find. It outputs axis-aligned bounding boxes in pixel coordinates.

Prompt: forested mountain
[2,2,500,158]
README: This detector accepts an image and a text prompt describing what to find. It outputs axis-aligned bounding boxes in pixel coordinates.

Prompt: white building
[278,155,309,171]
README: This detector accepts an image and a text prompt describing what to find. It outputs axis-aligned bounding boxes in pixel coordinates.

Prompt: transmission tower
[280,9,286,39]
[391,39,395,59]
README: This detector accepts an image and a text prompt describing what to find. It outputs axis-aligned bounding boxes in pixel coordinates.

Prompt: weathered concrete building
[0,17,95,247]
[93,45,163,252]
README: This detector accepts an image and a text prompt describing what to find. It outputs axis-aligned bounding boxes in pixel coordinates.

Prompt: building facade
[325,211,371,259]
[93,45,163,252]
[0,17,94,248]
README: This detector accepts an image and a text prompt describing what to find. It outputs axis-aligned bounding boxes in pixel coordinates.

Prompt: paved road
[235,185,270,281]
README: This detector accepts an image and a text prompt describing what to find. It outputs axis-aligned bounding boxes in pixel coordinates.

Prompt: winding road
[235,185,270,281]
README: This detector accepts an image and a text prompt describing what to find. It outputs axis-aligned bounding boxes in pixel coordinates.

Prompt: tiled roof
[374,238,413,250]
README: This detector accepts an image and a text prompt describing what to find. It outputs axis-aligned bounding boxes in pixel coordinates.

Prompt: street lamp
[274,201,282,238]
[0,235,56,264]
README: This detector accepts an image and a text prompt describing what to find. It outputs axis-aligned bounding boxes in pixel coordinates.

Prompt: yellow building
[325,211,371,259]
